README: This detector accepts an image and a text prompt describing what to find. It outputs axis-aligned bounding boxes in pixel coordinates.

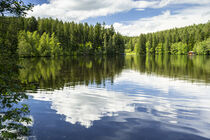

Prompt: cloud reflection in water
[30,86,135,128]
[29,70,210,138]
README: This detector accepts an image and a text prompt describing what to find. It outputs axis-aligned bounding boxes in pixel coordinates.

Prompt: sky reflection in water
[27,68,210,140]
[16,55,209,139]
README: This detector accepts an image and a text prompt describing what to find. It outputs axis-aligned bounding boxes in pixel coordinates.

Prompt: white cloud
[151,0,210,8]
[27,0,156,21]
[27,0,210,35]
[167,0,210,5]
[114,4,210,36]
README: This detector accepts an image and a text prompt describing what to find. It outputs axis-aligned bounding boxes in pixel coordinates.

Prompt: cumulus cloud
[27,0,156,21]
[27,0,210,35]
[151,0,210,8]
[114,4,210,36]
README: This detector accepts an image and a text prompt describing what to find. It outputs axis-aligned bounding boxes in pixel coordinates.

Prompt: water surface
[19,55,210,140]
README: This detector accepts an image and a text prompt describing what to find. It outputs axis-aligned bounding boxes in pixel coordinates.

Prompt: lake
[18,55,210,140]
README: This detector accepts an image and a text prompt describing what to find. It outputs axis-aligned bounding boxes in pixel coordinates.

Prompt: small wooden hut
[188,51,195,55]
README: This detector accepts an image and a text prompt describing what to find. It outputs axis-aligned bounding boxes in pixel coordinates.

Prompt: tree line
[0,16,125,56]
[125,22,210,55]
[0,16,210,56]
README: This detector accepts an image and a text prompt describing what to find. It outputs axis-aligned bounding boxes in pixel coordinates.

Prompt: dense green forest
[125,22,210,55]
[0,16,125,56]
[0,16,209,57]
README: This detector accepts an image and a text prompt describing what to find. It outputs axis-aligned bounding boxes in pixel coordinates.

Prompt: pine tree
[137,34,146,54]
[164,32,170,54]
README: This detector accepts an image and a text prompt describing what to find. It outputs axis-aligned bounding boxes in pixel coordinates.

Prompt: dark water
[19,55,210,140]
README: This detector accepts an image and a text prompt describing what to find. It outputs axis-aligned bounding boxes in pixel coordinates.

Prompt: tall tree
[137,34,146,54]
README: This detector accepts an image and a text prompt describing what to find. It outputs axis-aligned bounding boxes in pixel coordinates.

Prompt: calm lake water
[19,55,210,140]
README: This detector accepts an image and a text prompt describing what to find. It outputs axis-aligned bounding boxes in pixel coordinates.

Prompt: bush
[193,38,210,55]
[170,42,188,55]
[18,31,62,57]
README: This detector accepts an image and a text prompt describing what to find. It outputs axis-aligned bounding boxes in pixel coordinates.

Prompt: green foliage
[146,35,153,54]
[164,32,170,54]
[17,31,39,56]
[146,40,153,54]
[125,21,210,55]
[155,43,164,54]
[0,16,210,56]
[78,42,93,55]
[50,33,62,56]
[193,38,210,55]
[0,0,33,16]
[18,31,62,57]
[0,16,39,54]
[170,42,188,55]
[38,32,51,56]
[0,55,31,139]
[127,39,134,52]
[136,34,146,54]
[1,16,125,56]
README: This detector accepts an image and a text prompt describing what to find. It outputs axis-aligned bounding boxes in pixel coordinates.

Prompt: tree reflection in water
[1,54,209,139]
[0,55,31,139]
[19,55,210,91]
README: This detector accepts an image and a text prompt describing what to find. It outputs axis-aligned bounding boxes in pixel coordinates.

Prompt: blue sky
[25,0,210,36]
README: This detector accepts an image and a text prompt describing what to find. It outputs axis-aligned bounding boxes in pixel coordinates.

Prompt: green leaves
[155,43,164,54]
[0,55,31,139]
[0,0,34,17]
[18,31,62,57]
[136,34,146,54]
[193,38,210,55]
[170,42,188,55]
[125,22,210,55]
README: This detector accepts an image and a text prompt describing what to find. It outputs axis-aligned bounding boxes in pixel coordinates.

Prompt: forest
[0,16,209,57]
[125,22,210,55]
[0,16,125,56]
